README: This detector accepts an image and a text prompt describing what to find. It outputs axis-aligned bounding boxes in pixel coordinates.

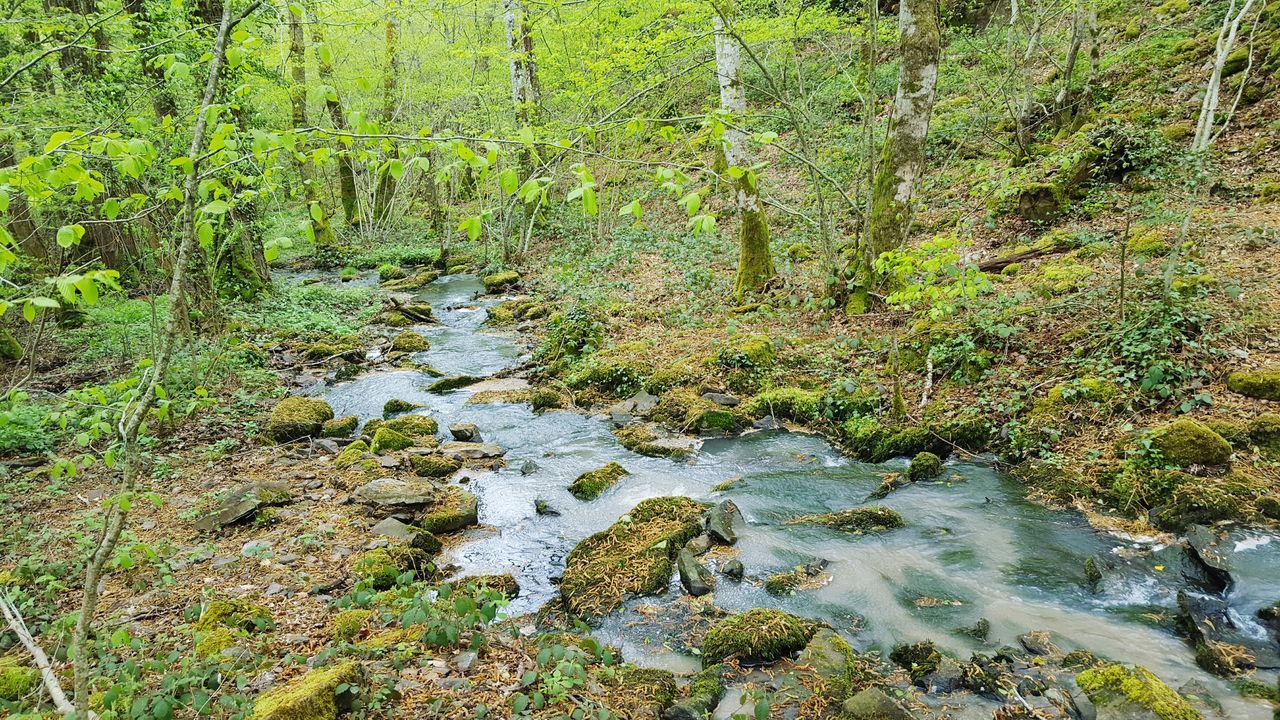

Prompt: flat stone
[701,392,740,407]
[352,477,442,511]
[677,548,714,596]
[441,441,505,460]
[241,540,273,557]
[448,423,482,442]
[193,481,292,533]
[753,415,785,431]
[842,688,911,720]
[706,499,740,545]
[684,533,713,555]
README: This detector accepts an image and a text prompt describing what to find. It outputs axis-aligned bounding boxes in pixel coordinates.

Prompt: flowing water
[314,273,1279,718]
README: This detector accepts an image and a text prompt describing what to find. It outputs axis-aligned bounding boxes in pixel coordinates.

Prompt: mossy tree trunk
[714,5,775,299]
[285,2,337,252]
[862,0,940,283]
[306,0,360,227]
[423,146,449,266]
[127,0,177,118]
[371,4,401,226]
[504,0,541,242]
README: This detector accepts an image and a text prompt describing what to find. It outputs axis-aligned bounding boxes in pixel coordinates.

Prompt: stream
[312,272,1279,718]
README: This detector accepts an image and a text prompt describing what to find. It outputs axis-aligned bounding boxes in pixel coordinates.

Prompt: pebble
[241,540,273,557]
[212,556,238,568]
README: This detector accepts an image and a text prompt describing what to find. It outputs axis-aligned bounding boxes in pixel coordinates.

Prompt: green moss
[0,330,23,362]
[889,641,941,681]
[390,331,429,353]
[353,546,435,590]
[613,425,692,459]
[195,599,274,633]
[790,506,905,534]
[427,375,483,393]
[1149,418,1233,467]
[333,609,372,642]
[321,416,359,438]
[263,397,335,442]
[1127,230,1170,258]
[1075,663,1202,720]
[482,270,520,292]
[417,488,479,534]
[334,440,369,470]
[0,658,38,701]
[838,417,945,462]
[194,627,236,657]
[410,454,459,478]
[371,427,414,454]
[596,665,678,713]
[1000,262,1022,276]
[741,388,822,423]
[701,609,817,666]
[247,662,362,720]
[530,387,566,412]
[382,398,422,417]
[907,451,944,481]
[457,573,520,599]
[643,362,705,393]
[764,569,803,596]
[1015,181,1069,222]
[1247,412,1280,453]
[569,462,629,501]
[713,334,775,370]
[559,497,706,618]
[1226,368,1280,401]
[1153,472,1263,530]
[382,414,438,439]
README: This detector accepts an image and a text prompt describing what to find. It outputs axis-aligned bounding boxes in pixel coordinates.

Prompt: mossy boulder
[194,599,274,633]
[0,657,37,701]
[333,609,372,642]
[353,546,436,590]
[390,331,430,353]
[321,416,359,438]
[764,569,804,596]
[569,462,629,500]
[1074,663,1202,720]
[613,424,695,459]
[334,440,370,470]
[382,398,422,417]
[530,386,567,412]
[741,387,823,423]
[410,454,460,478]
[558,497,707,618]
[0,330,23,362]
[371,427,414,454]
[701,608,818,666]
[194,627,236,657]
[382,414,438,440]
[263,396,334,442]
[427,375,483,393]
[482,270,520,292]
[594,665,678,717]
[1016,181,1069,222]
[906,451,944,481]
[456,573,520,599]
[247,662,363,720]
[1247,412,1280,453]
[1149,419,1233,467]
[1152,471,1264,530]
[713,334,775,370]
[417,487,479,534]
[790,506,905,534]
[1226,367,1280,401]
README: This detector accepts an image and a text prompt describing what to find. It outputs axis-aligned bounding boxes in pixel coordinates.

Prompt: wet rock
[701,392,740,407]
[790,506,905,534]
[520,460,539,475]
[448,423,482,442]
[662,665,725,720]
[417,488,479,534]
[796,629,857,699]
[922,656,964,693]
[700,608,816,665]
[613,423,698,459]
[1074,663,1203,720]
[1178,591,1279,673]
[753,415,785,431]
[842,687,912,720]
[684,533,712,555]
[194,481,292,533]
[1018,630,1060,657]
[441,441,505,460]
[569,461,629,501]
[1183,526,1233,593]
[370,518,442,554]
[677,548,714,596]
[721,559,744,580]
[383,398,423,416]
[427,375,483,393]
[705,499,740,545]
[954,618,991,642]
[534,499,560,517]
[352,477,441,513]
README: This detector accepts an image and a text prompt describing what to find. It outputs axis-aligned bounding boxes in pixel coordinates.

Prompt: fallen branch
[0,593,94,718]
[977,244,1068,273]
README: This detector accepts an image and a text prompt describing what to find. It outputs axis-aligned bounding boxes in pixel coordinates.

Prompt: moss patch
[558,496,706,618]
[371,427,414,454]
[417,487,479,534]
[334,440,369,470]
[247,662,362,720]
[741,387,823,423]
[482,270,520,292]
[1226,368,1280,401]
[1149,418,1233,467]
[1075,663,1202,720]
[907,451,944,481]
[353,546,436,590]
[410,454,460,478]
[263,396,334,442]
[382,398,423,417]
[569,462,630,500]
[701,608,818,666]
[321,416,359,438]
[790,506,905,534]
[195,599,274,633]
[390,331,430,353]
[0,658,38,701]
[333,609,372,642]
[382,414,439,439]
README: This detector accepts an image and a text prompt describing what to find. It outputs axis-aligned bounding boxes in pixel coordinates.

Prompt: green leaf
[619,199,642,221]
[202,200,230,215]
[309,202,326,223]
[56,224,86,249]
[499,168,519,195]
[388,158,405,181]
[317,43,334,66]
[197,222,215,248]
[678,192,701,216]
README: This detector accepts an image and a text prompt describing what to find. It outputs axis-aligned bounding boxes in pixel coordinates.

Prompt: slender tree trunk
[372,5,401,226]
[424,148,449,265]
[1054,1,1085,128]
[713,5,775,299]
[69,6,256,716]
[47,0,108,78]
[504,0,541,240]
[284,2,337,251]
[306,0,360,226]
[863,0,941,281]
[0,136,45,261]
[1192,0,1257,154]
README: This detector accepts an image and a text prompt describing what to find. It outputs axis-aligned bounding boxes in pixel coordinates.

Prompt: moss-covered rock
[263,397,334,442]
[741,387,823,423]
[321,416,359,438]
[594,665,678,716]
[1226,368,1280,401]
[371,427,414,454]
[790,506,905,534]
[482,270,520,292]
[194,599,274,633]
[410,454,459,478]
[1153,471,1264,530]
[764,569,804,596]
[0,330,23,363]
[427,375,483,393]
[390,331,429,353]
[333,609,372,642]
[456,573,520,599]
[701,608,818,666]
[1075,663,1202,720]
[247,662,363,720]
[907,451,944,481]
[1149,418,1233,467]
[334,440,370,470]
[713,334,775,370]
[382,398,422,417]
[613,424,694,459]
[353,546,436,589]
[569,462,629,500]
[0,657,38,701]
[889,641,941,681]
[417,487,479,534]
[1247,412,1280,453]
[839,417,943,463]
[194,627,236,657]
[382,414,438,440]
[558,497,707,618]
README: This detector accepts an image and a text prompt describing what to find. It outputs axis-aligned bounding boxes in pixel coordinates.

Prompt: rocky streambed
[270,271,1280,719]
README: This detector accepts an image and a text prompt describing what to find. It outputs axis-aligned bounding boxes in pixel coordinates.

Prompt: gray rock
[193,481,292,533]
[701,392,740,407]
[535,499,560,517]
[520,460,539,475]
[448,423,482,442]
[721,559,744,580]
[1018,630,1060,657]
[370,517,443,554]
[684,533,713,555]
[1184,525,1233,592]
[677,548,714,596]
[753,415,785,431]
[241,540,273,557]
[353,477,441,512]
[922,656,964,694]
[706,499,740,545]
[454,650,478,673]
[663,665,724,720]
[842,688,911,720]
[441,441,505,460]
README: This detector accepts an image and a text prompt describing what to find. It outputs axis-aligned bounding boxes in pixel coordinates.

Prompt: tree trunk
[284,3,337,252]
[46,0,108,78]
[713,8,775,299]
[504,0,541,236]
[127,0,177,118]
[306,0,360,226]
[1192,0,1257,154]
[372,5,401,226]
[862,0,941,281]
[0,136,46,261]
[424,147,449,265]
